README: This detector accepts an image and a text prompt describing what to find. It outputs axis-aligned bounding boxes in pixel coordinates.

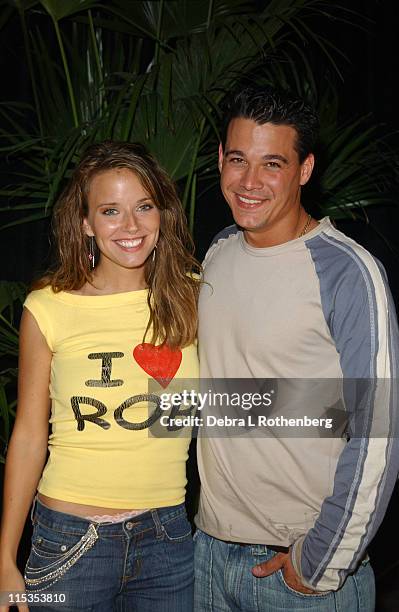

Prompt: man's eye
[265,162,281,169]
[229,157,245,164]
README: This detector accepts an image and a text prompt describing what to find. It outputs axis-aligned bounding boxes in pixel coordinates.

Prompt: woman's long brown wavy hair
[34,141,201,348]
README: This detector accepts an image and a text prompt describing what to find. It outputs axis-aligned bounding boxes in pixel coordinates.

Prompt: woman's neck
[80,266,147,295]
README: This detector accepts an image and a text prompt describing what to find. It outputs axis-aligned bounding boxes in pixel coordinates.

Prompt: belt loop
[151,509,163,538]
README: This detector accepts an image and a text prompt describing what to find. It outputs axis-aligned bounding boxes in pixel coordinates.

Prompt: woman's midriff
[37,493,145,519]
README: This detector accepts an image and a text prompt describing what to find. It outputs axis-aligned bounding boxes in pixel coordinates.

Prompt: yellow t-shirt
[24,286,198,508]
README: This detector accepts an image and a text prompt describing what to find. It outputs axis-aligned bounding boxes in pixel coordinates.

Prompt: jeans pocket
[31,523,82,561]
[351,559,375,611]
[277,569,332,599]
[25,522,99,591]
[162,512,192,542]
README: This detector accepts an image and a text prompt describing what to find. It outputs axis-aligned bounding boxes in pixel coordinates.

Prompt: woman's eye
[137,203,154,212]
[102,208,118,215]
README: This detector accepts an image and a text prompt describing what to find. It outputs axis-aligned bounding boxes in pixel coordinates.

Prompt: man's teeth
[117,238,143,247]
[238,195,262,204]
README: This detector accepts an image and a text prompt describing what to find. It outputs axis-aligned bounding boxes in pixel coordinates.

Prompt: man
[194,86,399,611]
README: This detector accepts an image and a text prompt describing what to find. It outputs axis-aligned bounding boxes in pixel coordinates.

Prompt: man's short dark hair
[221,86,319,163]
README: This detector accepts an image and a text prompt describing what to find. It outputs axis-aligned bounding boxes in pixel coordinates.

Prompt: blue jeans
[194,529,375,611]
[24,499,193,611]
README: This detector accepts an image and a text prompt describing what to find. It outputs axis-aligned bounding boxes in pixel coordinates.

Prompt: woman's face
[83,168,160,280]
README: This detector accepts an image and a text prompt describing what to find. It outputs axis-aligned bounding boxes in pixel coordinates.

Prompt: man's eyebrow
[224,149,245,157]
[262,154,288,164]
[224,150,288,164]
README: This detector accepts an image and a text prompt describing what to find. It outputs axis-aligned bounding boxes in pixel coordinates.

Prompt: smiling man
[219,117,315,246]
[194,87,399,611]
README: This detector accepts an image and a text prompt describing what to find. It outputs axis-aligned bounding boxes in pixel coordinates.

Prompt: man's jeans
[194,529,375,611]
[24,499,194,611]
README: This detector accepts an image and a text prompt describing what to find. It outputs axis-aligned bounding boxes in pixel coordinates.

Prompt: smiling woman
[36,141,200,348]
[0,141,201,611]
[83,169,161,290]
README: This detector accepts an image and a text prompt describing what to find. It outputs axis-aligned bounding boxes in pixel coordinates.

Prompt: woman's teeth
[116,238,143,247]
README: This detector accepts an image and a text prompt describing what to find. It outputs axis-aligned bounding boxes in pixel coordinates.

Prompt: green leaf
[39,0,97,22]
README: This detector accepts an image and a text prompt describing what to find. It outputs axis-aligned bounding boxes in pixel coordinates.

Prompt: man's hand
[252,551,320,595]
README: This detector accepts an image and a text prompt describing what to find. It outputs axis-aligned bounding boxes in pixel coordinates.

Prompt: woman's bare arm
[0,308,52,609]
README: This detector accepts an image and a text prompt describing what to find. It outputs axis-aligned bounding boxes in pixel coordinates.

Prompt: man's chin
[232,218,265,232]
[230,207,266,228]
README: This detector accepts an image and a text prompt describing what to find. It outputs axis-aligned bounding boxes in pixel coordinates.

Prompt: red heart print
[133,343,182,389]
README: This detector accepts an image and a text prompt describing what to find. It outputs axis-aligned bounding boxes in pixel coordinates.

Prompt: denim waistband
[32,499,186,537]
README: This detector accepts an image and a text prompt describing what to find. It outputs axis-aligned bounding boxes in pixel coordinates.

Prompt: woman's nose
[122,211,139,233]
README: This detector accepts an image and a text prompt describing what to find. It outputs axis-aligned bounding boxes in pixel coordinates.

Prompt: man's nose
[240,165,263,190]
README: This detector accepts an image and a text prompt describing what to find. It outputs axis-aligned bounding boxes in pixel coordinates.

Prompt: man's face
[219,118,314,246]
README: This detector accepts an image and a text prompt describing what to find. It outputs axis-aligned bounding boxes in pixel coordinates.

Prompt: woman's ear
[83,218,94,237]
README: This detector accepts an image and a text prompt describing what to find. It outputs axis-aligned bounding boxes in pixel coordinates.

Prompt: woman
[0,141,200,611]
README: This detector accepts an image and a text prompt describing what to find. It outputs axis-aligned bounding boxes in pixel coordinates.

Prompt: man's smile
[235,194,267,209]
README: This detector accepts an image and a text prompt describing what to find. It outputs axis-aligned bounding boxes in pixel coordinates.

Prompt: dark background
[1,1,398,610]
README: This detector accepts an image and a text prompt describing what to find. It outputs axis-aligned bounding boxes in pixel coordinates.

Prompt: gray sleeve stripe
[317,232,378,378]
[304,231,396,588]
[209,224,239,247]
[353,276,399,570]
[202,225,240,268]
[310,233,380,583]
